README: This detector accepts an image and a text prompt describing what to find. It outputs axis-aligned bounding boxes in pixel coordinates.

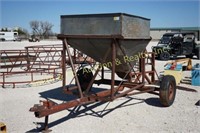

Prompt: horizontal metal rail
[0,44,64,88]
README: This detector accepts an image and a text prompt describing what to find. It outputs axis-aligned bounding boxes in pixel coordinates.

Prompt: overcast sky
[1,0,199,33]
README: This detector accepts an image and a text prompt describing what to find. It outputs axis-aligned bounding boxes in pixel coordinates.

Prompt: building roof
[61,13,150,20]
[151,27,200,31]
[163,32,195,36]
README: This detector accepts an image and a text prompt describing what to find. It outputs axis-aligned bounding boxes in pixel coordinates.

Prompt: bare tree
[30,21,40,35]
[40,21,53,38]
[29,20,53,39]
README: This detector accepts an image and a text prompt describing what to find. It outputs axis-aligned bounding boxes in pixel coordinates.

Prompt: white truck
[0,31,20,41]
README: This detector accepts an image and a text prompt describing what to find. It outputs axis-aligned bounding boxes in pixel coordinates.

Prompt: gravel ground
[0,40,199,133]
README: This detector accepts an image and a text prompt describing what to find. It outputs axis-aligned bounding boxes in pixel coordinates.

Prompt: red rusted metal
[64,39,83,98]
[111,41,116,100]
[0,45,63,88]
[30,35,158,132]
[0,69,61,88]
[62,42,66,89]
[57,34,124,39]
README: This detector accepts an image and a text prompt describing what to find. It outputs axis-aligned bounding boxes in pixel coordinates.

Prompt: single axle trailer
[29,13,176,132]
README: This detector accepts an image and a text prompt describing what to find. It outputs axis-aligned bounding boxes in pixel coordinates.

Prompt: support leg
[101,66,104,80]
[62,42,66,89]
[63,39,83,98]
[41,115,52,133]
[111,41,116,100]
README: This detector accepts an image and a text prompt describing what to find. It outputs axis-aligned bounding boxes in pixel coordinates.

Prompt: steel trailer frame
[30,35,176,132]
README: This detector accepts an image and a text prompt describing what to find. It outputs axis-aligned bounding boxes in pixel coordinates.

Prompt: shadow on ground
[144,97,163,107]
[38,85,114,102]
[27,85,147,132]
[38,86,77,101]
[28,83,181,132]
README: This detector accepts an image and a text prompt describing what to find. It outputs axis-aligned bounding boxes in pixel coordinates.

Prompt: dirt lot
[0,40,199,133]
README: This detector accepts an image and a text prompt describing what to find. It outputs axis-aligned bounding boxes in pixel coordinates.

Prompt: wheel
[159,52,170,60]
[76,68,93,92]
[159,75,176,107]
[1,38,5,41]
[186,54,193,58]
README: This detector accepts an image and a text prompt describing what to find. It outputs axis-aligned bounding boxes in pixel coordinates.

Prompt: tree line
[0,20,54,39]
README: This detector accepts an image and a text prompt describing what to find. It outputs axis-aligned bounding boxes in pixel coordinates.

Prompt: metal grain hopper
[60,13,151,78]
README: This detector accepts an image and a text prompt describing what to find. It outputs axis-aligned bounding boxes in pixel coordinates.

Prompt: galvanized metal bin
[60,13,151,78]
[61,13,150,39]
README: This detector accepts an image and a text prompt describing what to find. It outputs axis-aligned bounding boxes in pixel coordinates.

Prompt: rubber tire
[1,38,5,41]
[76,68,93,92]
[159,75,176,107]
[159,52,170,61]
[186,54,193,58]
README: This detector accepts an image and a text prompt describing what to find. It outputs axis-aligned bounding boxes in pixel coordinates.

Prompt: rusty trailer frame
[29,35,176,132]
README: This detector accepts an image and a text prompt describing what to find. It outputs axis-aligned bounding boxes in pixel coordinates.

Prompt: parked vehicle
[0,31,21,41]
[28,35,40,42]
[152,33,200,60]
